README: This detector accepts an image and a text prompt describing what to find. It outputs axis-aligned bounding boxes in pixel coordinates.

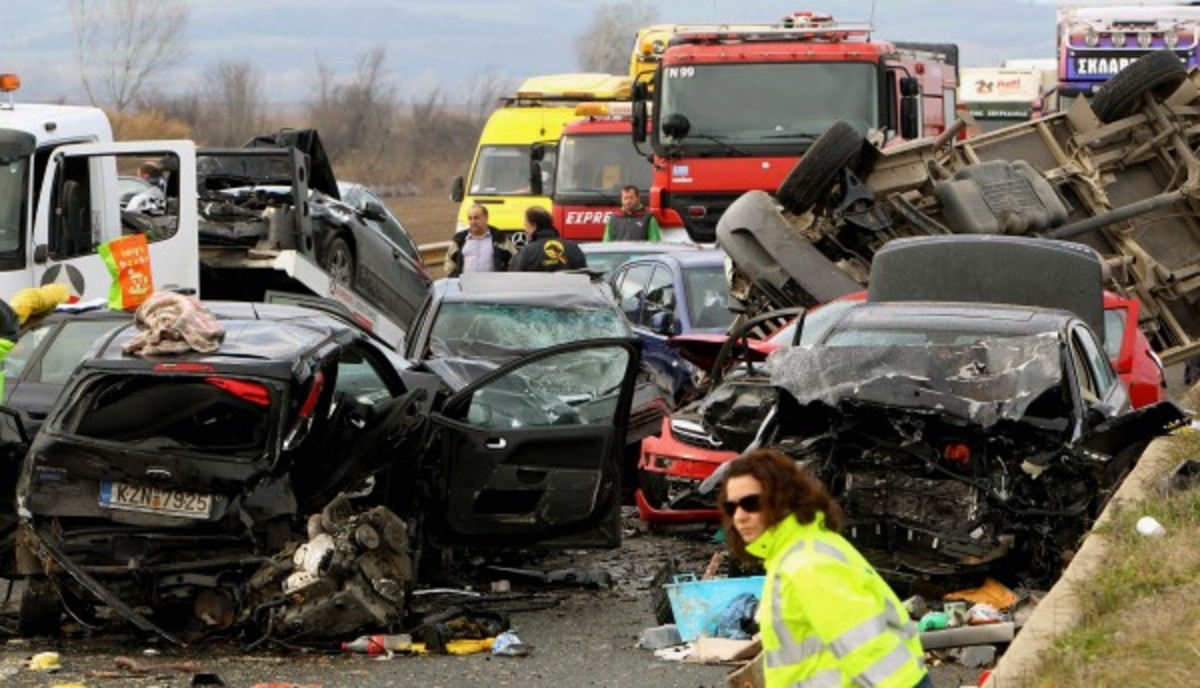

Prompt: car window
[429,303,628,357]
[30,320,126,385]
[1069,335,1099,402]
[641,265,676,328]
[4,324,56,382]
[334,346,395,404]
[1074,327,1116,398]
[1102,308,1125,360]
[770,301,861,347]
[463,345,631,430]
[682,265,733,330]
[363,189,420,262]
[615,264,654,323]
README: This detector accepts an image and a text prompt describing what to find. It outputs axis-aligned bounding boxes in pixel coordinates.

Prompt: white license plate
[99,481,213,519]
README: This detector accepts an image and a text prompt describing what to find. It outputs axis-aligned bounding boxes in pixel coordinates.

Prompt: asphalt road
[0,528,986,687]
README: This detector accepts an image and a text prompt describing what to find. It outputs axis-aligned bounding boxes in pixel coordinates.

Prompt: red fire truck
[631,12,959,243]
[551,103,653,241]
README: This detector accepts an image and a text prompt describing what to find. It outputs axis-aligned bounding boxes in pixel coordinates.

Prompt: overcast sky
[3,0,1071,106]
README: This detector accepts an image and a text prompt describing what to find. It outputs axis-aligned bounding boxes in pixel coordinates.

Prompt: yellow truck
[451,73,631,242]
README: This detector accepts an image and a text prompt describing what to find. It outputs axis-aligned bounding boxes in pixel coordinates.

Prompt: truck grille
[663,193,743,244]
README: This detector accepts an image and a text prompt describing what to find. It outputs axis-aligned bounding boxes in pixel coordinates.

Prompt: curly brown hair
[720,449,843,562]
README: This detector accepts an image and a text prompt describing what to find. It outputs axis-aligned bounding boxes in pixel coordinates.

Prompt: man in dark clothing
[509,206,587,272]
[603,185,661,242]
[445,203,514,277]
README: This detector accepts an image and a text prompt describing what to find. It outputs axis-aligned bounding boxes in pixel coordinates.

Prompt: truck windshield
[0,158,29,265]
[657,62,879,152]
[469,145,556,197]
[555,133,651,197]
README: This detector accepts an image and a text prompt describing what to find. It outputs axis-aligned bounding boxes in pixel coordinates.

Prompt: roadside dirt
[388,191,459,247]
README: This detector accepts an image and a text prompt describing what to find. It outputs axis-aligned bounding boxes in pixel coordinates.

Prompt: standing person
[509,206,587,272]
[139,161,166,192]
[602,185,661,242]
[445,203,513,277]
[721,449,930,688]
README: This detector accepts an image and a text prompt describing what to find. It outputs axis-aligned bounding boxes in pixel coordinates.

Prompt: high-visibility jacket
[746,512,927,688]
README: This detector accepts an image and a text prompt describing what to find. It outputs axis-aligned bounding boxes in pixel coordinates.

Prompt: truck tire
[775,121,865,215]
[18,577,62,637]
[1091,50,1188,124]
[325,237,356,288]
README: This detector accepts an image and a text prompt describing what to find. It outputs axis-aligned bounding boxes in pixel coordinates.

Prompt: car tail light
[205,377,270,406]
[154,362,215,373]
[942,443,971,465]
[686,205,707,218]
[283,372,325,450]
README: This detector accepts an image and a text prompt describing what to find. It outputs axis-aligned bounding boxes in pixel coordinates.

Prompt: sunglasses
[721,494,763,517]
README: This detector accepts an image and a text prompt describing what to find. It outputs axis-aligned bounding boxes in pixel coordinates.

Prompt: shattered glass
[770,333,1063,425]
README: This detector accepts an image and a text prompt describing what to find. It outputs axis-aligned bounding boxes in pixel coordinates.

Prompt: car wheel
[325,237,356,287]
[1090,50,1188,124]
[18,577,62,637]
[775,121,865,216]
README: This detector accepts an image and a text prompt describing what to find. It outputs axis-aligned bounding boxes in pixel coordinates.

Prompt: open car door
[426,338,641,549]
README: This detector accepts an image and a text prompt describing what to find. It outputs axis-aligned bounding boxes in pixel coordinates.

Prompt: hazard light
[576,103,610,117]
[0,74,20,93]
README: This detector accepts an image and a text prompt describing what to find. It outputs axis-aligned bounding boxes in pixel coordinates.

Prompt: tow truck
[0,74,411,349]
[630,12,958,243]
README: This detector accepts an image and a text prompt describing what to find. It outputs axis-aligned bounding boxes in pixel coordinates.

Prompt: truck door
[31,141,198,302]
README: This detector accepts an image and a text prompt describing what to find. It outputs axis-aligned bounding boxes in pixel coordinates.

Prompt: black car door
[425,338,641,549]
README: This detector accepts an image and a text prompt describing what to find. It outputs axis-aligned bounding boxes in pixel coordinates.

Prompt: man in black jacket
[509,207,587,272]
[445,204,514,277]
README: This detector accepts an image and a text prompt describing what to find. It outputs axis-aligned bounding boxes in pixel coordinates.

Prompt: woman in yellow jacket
[721,449,930,688]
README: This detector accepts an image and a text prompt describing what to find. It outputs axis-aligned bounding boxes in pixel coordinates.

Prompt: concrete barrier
[981,436,1179,687]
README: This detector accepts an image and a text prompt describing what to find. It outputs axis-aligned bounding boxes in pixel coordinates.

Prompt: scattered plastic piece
[1136,515,1166,538]
[638,624,683,650]
[341,634,413,655]
[491,630,531,657]
[28,652,61,673]
[715,592,759,639]
[917,611,950,632]
[944,577,1020,611]
[966,603,1004,626]
[654,645,693,662]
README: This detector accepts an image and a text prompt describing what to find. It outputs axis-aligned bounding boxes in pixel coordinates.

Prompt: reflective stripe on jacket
[746,513,926,688]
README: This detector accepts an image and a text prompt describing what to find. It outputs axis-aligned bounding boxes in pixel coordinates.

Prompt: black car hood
[770,334,1064,427]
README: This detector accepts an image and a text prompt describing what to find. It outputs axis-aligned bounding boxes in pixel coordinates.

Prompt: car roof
[828,301,1077,338]
[580,241,700,254]
[623,248,727,269]
[437,273,617,309]
[68,302,359,375]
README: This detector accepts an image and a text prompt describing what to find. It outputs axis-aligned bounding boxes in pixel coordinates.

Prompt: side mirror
[650,310,677,336]
[900,76,920,139]
[33,244,48,265]
[530,143,546,162]
[361,199,387,221]
[530,160,544,196]
[632,101,648,144]
[450,176,465,203]
[662,113,691,140]
[632,81,649,101]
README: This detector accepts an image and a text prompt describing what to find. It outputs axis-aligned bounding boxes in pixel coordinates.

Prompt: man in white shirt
[445,204,513,276]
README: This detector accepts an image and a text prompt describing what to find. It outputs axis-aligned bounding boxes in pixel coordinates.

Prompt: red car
[636,291,1165,523]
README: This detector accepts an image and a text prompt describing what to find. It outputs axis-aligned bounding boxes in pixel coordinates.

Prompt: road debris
[341,633,413,655]
[638,624,683,650]
[920,621,1015,650]
[491,630,531,657]
[114,655,203,675]
[1136,515,1167,538]
[944,578,1019,611]
[28,651,60,672]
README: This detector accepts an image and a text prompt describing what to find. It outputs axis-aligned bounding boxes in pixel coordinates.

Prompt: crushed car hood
[769,334,1064,427]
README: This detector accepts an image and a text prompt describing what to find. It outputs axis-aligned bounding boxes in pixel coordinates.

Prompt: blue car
[608,249,734,403]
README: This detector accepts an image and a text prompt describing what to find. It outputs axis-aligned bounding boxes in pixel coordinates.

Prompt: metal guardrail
[419,241,451,273]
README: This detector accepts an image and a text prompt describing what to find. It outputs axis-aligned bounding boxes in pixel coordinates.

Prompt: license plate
[99,481,213,519]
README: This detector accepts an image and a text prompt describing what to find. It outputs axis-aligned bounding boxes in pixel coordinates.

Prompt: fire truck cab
[631,12,958,243]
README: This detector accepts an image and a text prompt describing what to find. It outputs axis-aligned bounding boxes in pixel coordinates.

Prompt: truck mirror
[530,143,546,162]
[901,96,920,139]
[632,101,648,144]
[632,81,649,101]
[900,76,920,97]
[662,113,691,140]
[529,160,543,196]
[33,243,48,265]
[450,175,464,203]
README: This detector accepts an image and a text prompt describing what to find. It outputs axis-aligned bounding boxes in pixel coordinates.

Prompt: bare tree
[69,0,190,111]
[198,61,264,146]
[575,1,659,74]
[307,47,400,181]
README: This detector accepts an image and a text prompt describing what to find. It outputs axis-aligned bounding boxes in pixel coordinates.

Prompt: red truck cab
[631,12,958,243]
[552,104,654,241]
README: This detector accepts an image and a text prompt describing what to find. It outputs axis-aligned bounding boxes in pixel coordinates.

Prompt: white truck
[0,74,412,348]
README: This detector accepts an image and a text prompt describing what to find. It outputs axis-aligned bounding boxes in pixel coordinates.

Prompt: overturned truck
[719,50,1200,366]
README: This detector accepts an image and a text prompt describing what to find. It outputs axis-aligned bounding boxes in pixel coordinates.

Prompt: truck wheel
[775,121,865,215]
[1091,50,1188,124]
[18,577,62,637]
[325,237,356,287]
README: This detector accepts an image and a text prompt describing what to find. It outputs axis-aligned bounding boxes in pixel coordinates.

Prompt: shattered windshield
[429,302,629,358]
[469,145,557,197]
[657,62,879,152]
[770,333,1064,425]
[555,133,651,196]
[0,157,29,263]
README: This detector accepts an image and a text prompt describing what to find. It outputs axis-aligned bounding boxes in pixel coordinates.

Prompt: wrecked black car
[11,300,642,641]
[757,301,1184,581]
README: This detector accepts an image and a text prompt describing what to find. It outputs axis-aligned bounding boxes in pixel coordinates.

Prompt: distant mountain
[1,0,1056,105]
